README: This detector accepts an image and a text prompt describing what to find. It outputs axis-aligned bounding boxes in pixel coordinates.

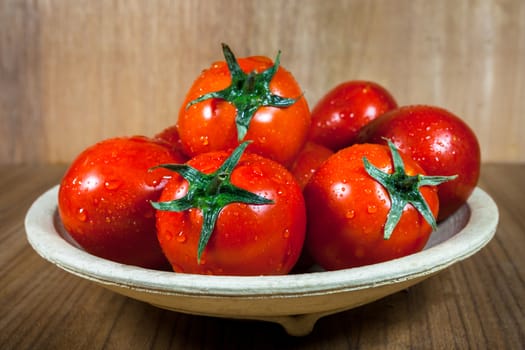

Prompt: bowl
[25,186,498,336]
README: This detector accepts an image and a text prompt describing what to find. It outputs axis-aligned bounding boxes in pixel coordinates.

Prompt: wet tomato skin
[304,143,439,270]
[357,105,480,221]
[154,124,189,160]
[58,136,186,269]
[308,80,397,151]
[290,142,334,189]
[156,151,306,276]
[177,55,310,167]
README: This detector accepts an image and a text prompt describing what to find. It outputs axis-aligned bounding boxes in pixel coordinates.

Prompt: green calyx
[186,43,301,141]
[151,141,274,263]
[363,139,457,240]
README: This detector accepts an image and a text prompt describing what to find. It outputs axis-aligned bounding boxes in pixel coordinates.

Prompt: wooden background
[1,0,524,164]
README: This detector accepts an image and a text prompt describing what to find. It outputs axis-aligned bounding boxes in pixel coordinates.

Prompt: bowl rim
[25,186,498,297]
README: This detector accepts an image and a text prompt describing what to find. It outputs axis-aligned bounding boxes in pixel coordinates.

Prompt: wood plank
[0,0,45,163]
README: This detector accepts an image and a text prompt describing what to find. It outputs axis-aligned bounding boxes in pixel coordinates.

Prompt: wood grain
[0,163,524,349]
[1,0,525,164]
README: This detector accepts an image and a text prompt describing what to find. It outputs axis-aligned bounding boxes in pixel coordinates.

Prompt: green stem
[363,139,457,239]
[186,43,301,141]
[151,141,274,262]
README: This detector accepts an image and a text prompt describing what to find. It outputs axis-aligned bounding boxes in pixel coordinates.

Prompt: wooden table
[1,164,523,349]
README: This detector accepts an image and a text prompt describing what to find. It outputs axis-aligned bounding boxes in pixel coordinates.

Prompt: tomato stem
[186,43,301,141]
[151,141,274,263]
[363,139,457,239]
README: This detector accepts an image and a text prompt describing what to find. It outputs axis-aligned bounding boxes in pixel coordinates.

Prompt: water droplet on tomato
[345,210,355,219]
[367,205,377,213]
[251,165,264,177]
[199,135,209,146]
[76,208,87,222]
[104,178,122,190]
[176,231,187,243]
[272,173,286,185]
[282,229,290,239]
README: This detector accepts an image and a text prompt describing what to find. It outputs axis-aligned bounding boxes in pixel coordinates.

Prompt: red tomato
[154,124,189,160]
[288,142,334,271]
[357,105,481,221]
[308,80,397,151]
[58,136,186,269]
[290,142,333,189]
[154,143,306,275]
[304,141,450,270]
[177,44,310,167]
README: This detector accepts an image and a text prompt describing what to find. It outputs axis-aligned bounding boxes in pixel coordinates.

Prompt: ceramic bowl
[25,186,498,336]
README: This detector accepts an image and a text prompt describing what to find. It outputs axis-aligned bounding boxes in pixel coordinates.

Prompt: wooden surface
[1,0,525,164]
[0,163,523,349]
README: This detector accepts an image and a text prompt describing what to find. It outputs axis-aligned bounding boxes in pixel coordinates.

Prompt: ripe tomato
[290,142,333,189]
[153,142,306,275]
[308,80,397,151]
[58,136,186,269]
[177,44,310,167]
[304,141,453,270]
[154,124,189,160]
[357,105,481,221]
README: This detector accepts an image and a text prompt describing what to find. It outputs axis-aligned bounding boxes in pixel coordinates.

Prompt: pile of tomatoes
[58,44,481,275]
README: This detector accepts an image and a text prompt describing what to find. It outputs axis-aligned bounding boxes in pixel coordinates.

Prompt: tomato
[304,141,454,270]
[288,142,333,271]
[58,136,186,269]
[308,80,397,151]
[177,44,311,167]
[154,124,189,160]
[290,142,333,189]
[357,105,481,221]
[153,142,306,275]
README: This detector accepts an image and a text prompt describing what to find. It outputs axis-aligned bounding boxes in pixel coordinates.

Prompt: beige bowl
[25,186,498,336]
